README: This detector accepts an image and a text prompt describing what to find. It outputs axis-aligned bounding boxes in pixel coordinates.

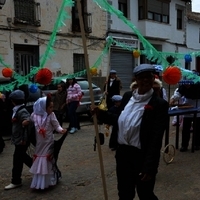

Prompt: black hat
[133,64,155,76]
[110,69,117,74]
[9,90,25,100]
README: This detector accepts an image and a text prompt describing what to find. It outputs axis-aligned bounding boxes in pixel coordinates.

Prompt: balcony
[13,0,41,27]
[72,12,92,33]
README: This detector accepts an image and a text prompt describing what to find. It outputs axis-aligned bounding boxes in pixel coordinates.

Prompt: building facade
[0,0,107,79]
[107,0,200,90]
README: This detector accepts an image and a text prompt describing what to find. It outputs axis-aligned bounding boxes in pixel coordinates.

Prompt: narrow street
[1,118,200,200]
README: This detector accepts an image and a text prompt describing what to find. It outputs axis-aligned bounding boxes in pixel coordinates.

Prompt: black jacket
[104,77,122,109]
[98,91,169,175]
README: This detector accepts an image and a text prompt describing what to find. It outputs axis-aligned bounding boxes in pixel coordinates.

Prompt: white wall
[0,0,107,77]
[108,0,200,70]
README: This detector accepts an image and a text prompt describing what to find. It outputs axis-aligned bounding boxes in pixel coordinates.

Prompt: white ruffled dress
[29,112,63,189]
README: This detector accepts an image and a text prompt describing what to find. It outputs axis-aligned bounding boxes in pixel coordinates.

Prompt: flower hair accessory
[144,104,153,110]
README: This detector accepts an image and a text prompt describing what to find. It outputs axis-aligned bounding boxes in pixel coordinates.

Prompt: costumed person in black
[108,95,122,151]
[170,81,200,152]
[4,90,32,190]
[93,64,169,200]
[104,69,122,109]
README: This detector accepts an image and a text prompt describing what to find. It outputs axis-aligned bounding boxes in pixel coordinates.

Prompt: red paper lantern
[133,50,140,58]
[2,68,13,78]
[35,68,52,85]
[163,66,182,85]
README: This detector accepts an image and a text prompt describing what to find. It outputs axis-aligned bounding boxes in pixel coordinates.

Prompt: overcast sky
[192,0,200,12]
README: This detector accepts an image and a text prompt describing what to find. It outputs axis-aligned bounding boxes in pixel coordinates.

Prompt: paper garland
[1,0,200,91]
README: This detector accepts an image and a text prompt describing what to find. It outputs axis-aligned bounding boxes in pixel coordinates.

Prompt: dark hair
[58,82,66,91]
[66,78,77,88]
[46,94,52,110]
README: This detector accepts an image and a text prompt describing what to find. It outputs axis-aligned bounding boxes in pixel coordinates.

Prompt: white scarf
[109,78,115,87]
[33,97,48,126]
[132,88,154,102]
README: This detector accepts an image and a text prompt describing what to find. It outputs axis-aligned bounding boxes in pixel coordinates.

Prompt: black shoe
[180,147,188,152]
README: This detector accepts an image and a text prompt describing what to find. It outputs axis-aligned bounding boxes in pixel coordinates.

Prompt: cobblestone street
[1,119,200,200]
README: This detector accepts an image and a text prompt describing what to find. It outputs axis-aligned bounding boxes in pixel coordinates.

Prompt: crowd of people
[0,77,82,190]
[1,64,200,199]
[97,64,169,199]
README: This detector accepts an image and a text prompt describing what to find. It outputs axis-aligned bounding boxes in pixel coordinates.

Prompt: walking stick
[76,1,108,199]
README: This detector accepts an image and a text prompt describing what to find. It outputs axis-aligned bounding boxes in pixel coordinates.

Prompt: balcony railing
[72,12,92,33]
[13,0,41,26]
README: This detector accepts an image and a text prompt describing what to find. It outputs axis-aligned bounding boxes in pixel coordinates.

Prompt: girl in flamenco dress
[29,95,67,190]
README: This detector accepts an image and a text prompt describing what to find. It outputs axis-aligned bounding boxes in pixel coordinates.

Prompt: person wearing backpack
[4,90,32,190]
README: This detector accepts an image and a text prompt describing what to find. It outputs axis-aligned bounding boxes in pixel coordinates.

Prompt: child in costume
[4,90,32,190]
[30,96,67,189]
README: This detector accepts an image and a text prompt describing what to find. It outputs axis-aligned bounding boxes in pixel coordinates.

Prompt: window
[73,53,86,76]
[71,0,92,33]
[177,9,183,29]
[138,0,170,23]
[14,0,41,26]
[199,28,200,43]
[14,44,39,76]
[118,0,128,17]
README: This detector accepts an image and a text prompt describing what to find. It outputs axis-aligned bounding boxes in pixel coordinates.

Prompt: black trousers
[11,144,32,184]
[115,145,158,200]
[54,110,64,127]
[0,135,5,153]
[181,117,200,148]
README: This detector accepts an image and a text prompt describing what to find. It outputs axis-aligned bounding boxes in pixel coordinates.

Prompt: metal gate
[14,44,39,76]
[110,49,135,91]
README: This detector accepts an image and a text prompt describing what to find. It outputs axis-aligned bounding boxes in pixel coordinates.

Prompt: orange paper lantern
[162,66,182,85]
[2,68,13,78]
[36,68,52,85]
[90,68,98,76]
[133,50,140,58]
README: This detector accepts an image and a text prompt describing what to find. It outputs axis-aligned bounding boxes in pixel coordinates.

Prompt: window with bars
[138,0,170,24]
[73,53,86,77]
[14,0,41,26]
[14,44,39,76]
[71,0,92,33]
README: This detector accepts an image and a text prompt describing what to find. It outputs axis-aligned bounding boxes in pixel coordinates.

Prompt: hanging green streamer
[93,0,168,69]
[93,0,200,83]
[0,0,74,92]
[40,0,74,69]
[2,0,200,91]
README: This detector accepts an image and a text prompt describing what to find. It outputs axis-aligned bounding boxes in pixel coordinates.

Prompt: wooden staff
[104,45,112,102]
[76,1,108,199]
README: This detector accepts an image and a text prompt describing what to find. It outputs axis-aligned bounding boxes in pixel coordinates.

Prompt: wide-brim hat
[133,64,155,76]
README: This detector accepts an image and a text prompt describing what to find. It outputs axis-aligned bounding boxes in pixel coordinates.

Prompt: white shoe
[4,183,22,190]
[69,127,76,134]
